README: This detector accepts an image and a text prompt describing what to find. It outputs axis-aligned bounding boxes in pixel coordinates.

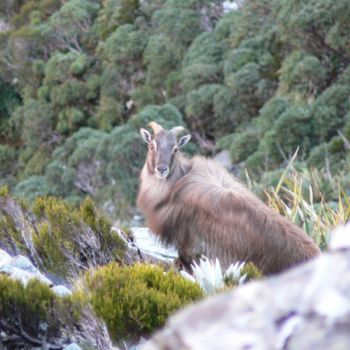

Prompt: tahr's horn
[148,121,164,135]
[170,126,185,135]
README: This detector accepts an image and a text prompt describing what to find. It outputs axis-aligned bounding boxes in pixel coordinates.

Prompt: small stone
[10,255,38,274]
[213,150,232,169]
[63,343,82,350]
[131,227,178,262]
[52,285,72,297]
[0,255,52,286]
[0,249,11,266]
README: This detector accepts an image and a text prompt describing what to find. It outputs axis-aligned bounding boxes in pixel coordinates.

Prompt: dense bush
[1,0,350,214]
[83,262,204,340]
[0,275,83,347]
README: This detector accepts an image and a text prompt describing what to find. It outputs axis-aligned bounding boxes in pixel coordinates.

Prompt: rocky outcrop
[146,237,350,350]
[0,250,53,286]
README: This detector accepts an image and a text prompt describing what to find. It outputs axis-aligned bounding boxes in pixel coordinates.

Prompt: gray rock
[9,255,39,274]
[113,227,177,266]
[131,227,178,262]
[213,150,232,169]
[146,248,350,350]
[63,343,82,350]
[0,254,52,286]
[52,285,72,297]
[0,248,11,265]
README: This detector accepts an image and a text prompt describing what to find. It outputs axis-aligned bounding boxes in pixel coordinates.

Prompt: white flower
[224,261,247,285]
[181,256,247,295]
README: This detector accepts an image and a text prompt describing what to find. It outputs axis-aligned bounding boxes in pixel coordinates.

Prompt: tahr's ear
[140,128,152,144]
[178,134,191,148]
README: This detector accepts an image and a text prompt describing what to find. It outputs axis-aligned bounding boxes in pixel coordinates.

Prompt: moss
[83,263,204,340]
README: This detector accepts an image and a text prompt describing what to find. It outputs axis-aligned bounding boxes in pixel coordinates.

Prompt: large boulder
[146,232,350,350]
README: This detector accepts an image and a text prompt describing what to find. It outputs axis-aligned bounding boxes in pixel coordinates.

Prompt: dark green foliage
[94,0,140,39]
[98,24,146,66]
[152,3,201,48]
[225,63,274,123]
[144,34,179,89]
[182,32,223,93]
[275,0,350,58]
[278,51,327,97]
[185,84,223,137]
[1,0,350,214]
[22,149,51,177]
[228,128,260,164]
[19,99,56,150]
[84,263,204,339]
[311,84,350,141]
[0,145,17,175]
[14,175,51,201]
[0,79,21,140]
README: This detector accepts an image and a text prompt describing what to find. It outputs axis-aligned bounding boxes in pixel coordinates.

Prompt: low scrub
[82,263,204,340]
[0,275,81,348]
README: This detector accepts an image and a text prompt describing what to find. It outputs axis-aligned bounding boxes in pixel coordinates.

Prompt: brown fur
[137,131,320,275]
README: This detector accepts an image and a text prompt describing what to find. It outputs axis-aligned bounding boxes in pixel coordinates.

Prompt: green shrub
[83,263,204,339]
[14,175,51,201]
[223,48,257,77]
[224,262,263,288]
[0,208,28,254]
[32,196,126,276]
[212,86,237,133]
[311,84,350,141]
[278,51,327,96]
[0,275,82,344]
[225,63,273,123]
[228,128,260,164]
[185,84,223,137]
[0,186,9,197]
[181,32,223,93]
[22,149,51,177]
[244,150,267,177]
[0,144,16,174]
[254,97,290,132]
[259,106,312,163]
[70,54,90,76]
[241,262,264,281]
[307,143,328,169]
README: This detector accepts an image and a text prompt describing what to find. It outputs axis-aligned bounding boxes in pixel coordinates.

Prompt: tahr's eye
[173,147,178,153]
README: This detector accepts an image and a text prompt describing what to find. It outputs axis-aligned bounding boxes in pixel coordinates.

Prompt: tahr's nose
[156,166,169,177]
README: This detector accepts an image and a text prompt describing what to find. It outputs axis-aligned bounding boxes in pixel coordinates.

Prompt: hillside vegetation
[0,0,350,218]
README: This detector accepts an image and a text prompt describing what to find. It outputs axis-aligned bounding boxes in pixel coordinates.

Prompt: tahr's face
[140,127,191,179]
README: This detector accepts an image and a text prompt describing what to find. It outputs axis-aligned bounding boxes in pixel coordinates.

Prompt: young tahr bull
[137,121,320,274]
